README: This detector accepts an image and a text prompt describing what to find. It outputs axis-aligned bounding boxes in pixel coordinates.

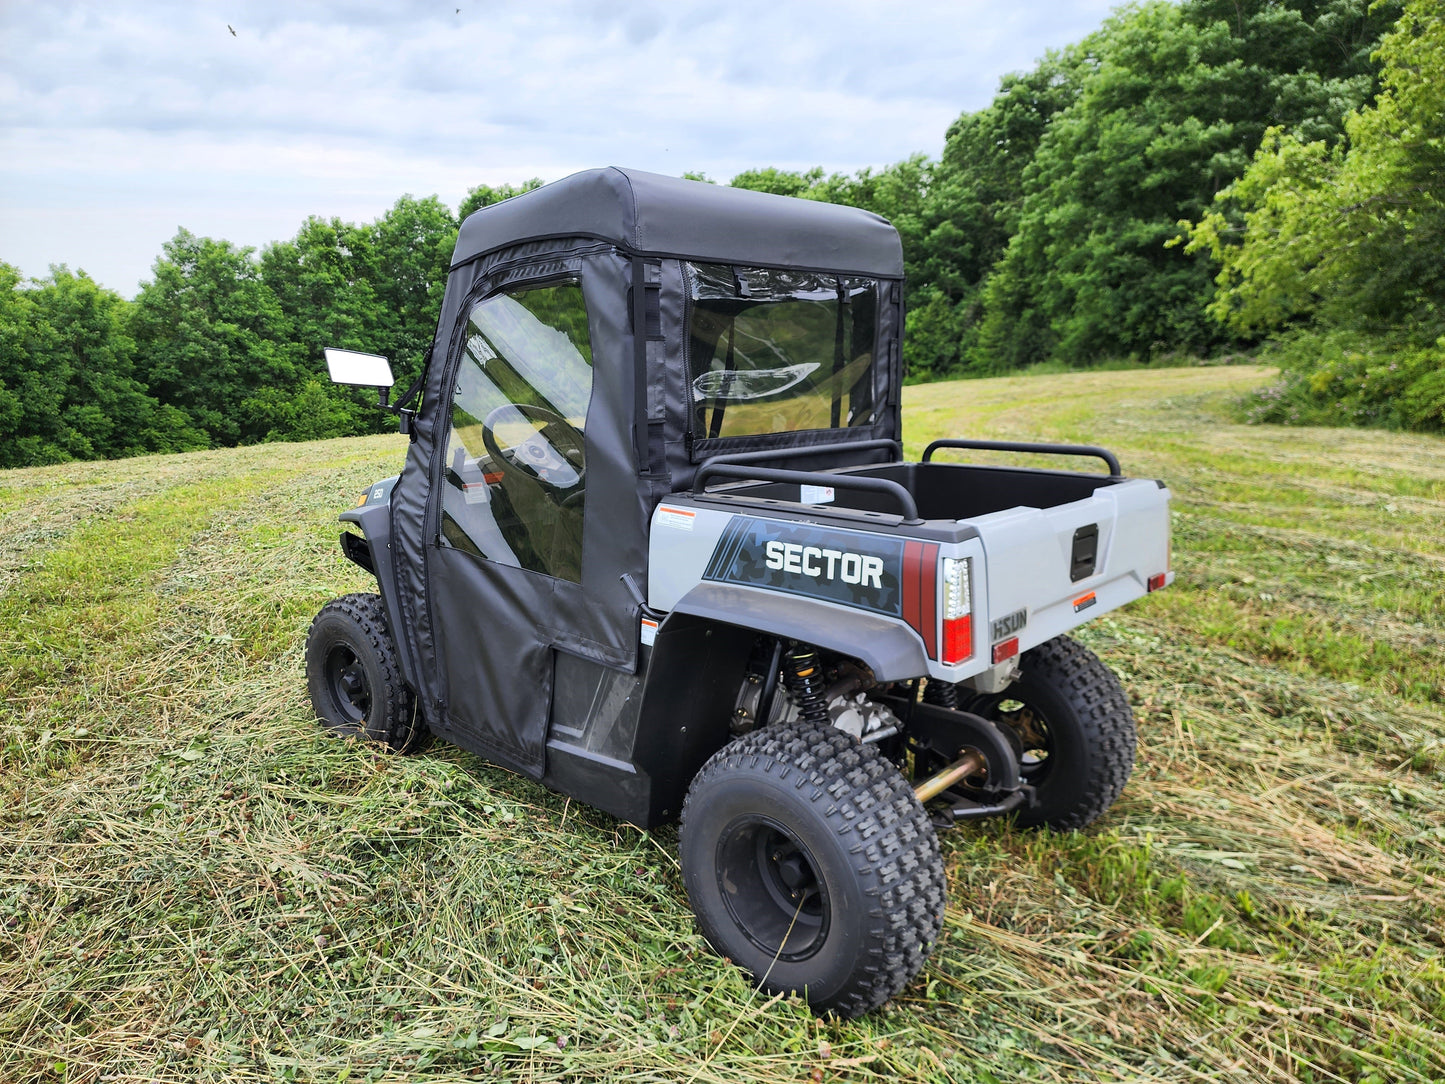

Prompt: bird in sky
[228,24,236,36]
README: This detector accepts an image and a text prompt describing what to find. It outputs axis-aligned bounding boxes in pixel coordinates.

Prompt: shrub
[1245,330,1445,431]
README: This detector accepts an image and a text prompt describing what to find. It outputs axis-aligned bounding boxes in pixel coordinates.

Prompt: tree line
[3,0,1440,469]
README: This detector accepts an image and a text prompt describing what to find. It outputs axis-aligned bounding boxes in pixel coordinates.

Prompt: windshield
[686,263,880,442]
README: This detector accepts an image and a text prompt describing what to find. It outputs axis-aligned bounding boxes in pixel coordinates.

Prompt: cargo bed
[653,440,1173,682]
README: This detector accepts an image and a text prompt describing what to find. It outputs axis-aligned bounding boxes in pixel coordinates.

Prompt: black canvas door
[424,275,604,777]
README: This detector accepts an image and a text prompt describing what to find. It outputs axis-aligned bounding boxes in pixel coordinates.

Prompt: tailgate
[965,477,1171,654]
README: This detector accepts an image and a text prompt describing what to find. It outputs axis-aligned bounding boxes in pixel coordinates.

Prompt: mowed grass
[1,365,1442,1083]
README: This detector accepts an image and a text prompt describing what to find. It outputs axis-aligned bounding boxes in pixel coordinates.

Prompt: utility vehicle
[307,167,1173,1017]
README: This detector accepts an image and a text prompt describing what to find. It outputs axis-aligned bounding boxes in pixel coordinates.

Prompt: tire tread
[306,592,423,752]
[681,719,946,1017]
[1016,635,1136,829]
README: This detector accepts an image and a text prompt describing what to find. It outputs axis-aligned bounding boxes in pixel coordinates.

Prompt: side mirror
[324,348,394,389]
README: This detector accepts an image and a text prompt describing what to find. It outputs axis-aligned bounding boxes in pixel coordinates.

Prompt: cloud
[0,0,1117,295]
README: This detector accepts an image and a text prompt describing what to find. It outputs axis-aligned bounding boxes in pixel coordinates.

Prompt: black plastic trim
[631,257,649,472]
[923,438,1122,476]
[339,530,374,574]
[338,503,419,689]
[694,464,921,522]
[669,582,929,682]
[662,490,982,544]
[700,438,901,471]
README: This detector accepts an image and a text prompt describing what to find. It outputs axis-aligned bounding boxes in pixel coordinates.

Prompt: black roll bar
[692,463,921,523]
[700,438,902,471]
[922,438,1121,476]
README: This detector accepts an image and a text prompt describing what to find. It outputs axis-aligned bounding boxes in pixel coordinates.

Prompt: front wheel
[679,720,946,1018]
[965,635,1136,830]
[305,593,426,752]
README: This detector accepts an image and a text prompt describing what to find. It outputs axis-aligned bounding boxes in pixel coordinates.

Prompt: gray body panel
[971,477,1173,657]
[647,477,1171,683]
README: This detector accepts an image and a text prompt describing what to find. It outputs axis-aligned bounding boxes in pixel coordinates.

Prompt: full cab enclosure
[383,168,909,823]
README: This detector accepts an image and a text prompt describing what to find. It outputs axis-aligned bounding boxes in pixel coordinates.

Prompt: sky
[0,0,1119,298]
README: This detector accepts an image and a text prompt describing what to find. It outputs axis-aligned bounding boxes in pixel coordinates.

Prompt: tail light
[941,557,973,665]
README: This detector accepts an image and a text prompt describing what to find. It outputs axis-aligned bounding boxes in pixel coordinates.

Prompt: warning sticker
[640,618,659,647]
[800,485,835,505]
[656,507,696,531]
[462,482,489,505]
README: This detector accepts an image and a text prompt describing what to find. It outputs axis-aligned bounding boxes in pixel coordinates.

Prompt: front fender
[666,581,928,682]
[338,501,419,689]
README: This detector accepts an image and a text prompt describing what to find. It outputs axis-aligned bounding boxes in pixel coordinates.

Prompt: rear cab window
[686,263,881,446]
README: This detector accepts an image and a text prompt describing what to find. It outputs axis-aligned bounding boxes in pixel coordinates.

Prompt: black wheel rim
[972,694,1055,786]
[715,816,830,962]
[324,644,372,726]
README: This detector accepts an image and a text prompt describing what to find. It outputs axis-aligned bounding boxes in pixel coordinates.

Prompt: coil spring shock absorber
[922,677,959,710]
[783,645,830,726]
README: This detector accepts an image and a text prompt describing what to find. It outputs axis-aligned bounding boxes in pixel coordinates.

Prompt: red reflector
[991,637,1019,665]
[1147,572,1166,592]
[942,615,972,665]
[483,471,504,485]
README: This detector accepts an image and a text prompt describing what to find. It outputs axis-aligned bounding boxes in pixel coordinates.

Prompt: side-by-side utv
[308,168,1173,1017]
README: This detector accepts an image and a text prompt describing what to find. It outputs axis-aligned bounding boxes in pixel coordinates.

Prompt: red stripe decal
[920,542,939,658]
[901,541,922,633]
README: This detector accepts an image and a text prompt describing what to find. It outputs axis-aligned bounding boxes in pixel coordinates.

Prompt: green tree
[0,261,66,466]
[1188,0,1444,338]
[907,50,1091,376]
[727,167,827,198]
[131,229,299,445]
[973,0,1394,371]
[260,195,458,438]
[457,179,544,221]
[364,195,457,385]
[0,263,204,467]
[1185,0,1445,429]
[259,217,384,439]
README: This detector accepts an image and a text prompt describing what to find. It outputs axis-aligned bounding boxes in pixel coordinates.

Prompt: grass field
[2,365,1442,1083]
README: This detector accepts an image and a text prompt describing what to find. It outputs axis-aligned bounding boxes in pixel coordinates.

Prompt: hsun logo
[991,607,1027,642]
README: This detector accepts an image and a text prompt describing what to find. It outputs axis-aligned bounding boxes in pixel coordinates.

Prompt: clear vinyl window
[440,280,592,583]
[686,263,880,443]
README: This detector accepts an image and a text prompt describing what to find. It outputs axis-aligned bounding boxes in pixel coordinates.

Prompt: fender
[552,612,756,829]
[614,585,928,827]
[665,580,929,682]
[338,501,420,689]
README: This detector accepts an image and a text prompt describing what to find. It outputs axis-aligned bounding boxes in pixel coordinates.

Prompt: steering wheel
[481,403,586,492]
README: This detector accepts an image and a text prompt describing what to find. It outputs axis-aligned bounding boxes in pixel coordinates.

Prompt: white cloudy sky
[1,0,1118,297]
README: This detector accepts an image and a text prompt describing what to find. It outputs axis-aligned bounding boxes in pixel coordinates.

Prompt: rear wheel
[305,593,425,752]
[965,635,1135,829]
[679,720,946,1018]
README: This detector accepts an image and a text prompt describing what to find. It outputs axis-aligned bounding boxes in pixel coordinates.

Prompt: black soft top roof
[451,167,904,278]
